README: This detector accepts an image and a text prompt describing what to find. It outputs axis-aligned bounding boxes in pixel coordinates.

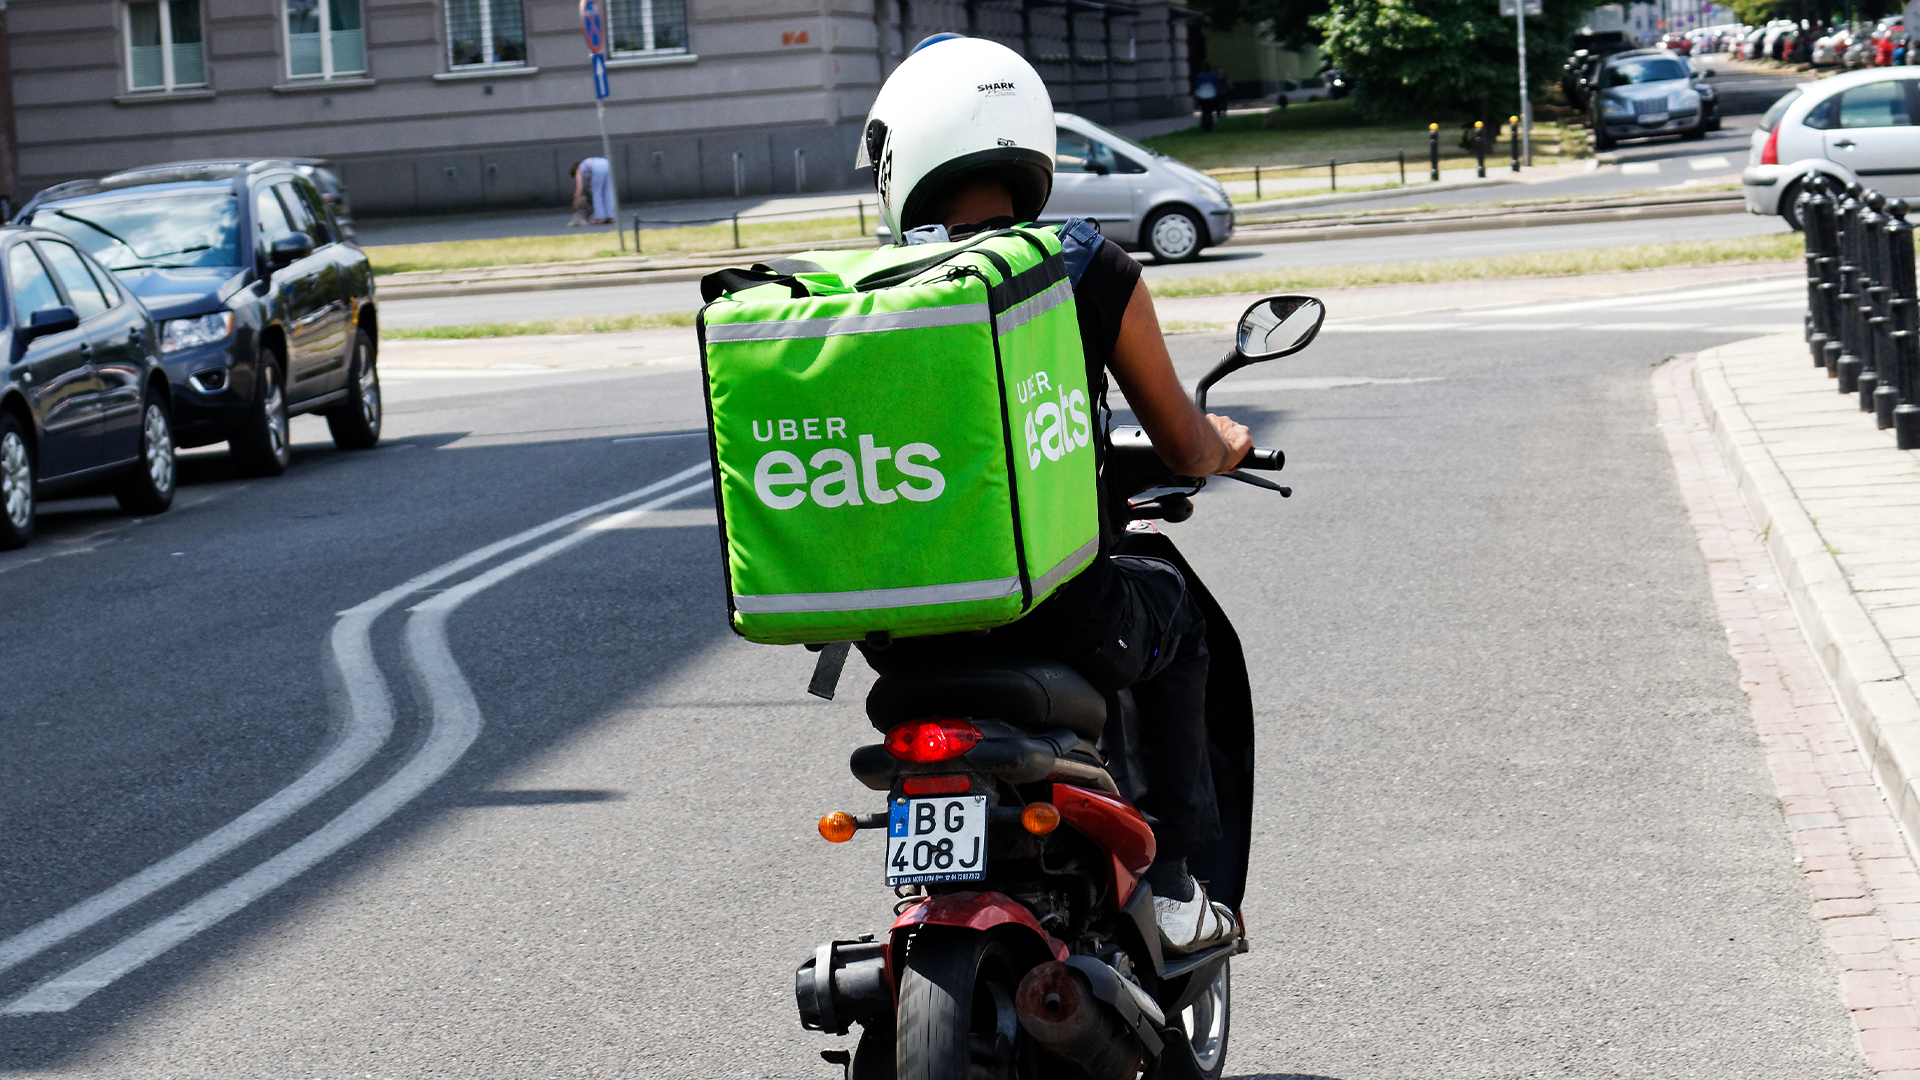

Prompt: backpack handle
[700,266,812,303]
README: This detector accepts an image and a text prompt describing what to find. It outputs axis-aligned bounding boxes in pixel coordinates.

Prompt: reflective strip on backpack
[732,535,1099,615]
[994,279,1074,337]
[733,574,1021,614]
[706,303,990,343]
[1029,536,1100,597]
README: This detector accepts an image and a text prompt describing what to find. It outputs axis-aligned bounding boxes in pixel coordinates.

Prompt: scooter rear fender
[891,891,1069,963]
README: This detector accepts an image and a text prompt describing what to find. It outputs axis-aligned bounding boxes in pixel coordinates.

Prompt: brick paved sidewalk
[1671,334,1920,1077]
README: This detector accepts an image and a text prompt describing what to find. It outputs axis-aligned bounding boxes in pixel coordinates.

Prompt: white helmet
[855,35,1055,242]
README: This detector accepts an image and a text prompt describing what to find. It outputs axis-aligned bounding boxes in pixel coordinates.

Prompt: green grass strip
[1150,235,1802,298]
[383,311,696,339]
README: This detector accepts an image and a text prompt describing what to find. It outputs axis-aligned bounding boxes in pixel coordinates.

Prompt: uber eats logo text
[1019,370,1090,470]
[748,416,944,510]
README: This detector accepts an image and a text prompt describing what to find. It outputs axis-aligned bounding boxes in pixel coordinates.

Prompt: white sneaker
[1153,877,1239,954]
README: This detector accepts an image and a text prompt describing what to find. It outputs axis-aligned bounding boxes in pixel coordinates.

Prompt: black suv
[0,226,176,548]
[20,159,381,475]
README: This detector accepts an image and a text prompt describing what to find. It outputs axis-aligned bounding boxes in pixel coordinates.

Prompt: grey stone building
[3,0,1194,217]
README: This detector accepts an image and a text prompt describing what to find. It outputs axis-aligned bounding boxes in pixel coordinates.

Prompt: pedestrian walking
[1194,66,1221,132]
[569,157,616,226]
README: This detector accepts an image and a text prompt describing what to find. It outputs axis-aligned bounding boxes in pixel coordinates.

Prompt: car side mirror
[1087,162,1110,175]
[1193,295,1327,409]
[270,231,313,267]
[23,304,78,340]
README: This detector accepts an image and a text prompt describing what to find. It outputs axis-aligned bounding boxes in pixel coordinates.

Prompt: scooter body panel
[1052,782,1156,905]
[891,890,1070,962]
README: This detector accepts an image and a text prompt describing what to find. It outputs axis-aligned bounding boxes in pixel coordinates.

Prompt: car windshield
[1606,57,1690,85]
[1760,87,1803,131]
[1063,116,1162,161]
[28,192,241,271]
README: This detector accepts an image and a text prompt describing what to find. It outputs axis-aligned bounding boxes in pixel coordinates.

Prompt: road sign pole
[1516,0,1531,167]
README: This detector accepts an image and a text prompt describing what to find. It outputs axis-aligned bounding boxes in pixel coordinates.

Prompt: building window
[608,0,687,54]
[446,0,526,68]
[126,0,206,92]
[286,0,365,79]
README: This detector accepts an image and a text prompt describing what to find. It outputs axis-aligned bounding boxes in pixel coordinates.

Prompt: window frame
[445,0,528,71]
[606,0,689,58]
[283,0,367,82]
[124,0,208,94]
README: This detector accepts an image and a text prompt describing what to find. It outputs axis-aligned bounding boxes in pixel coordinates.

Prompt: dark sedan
[21,159,381,476]
[0,226,175,548]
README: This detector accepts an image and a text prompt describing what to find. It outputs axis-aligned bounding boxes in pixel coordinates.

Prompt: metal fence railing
[1207,119,1530,202]
[625,200,872,254]
[1799,174,1920,448]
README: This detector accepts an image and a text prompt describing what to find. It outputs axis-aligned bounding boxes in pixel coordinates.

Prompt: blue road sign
[591,52,610,99]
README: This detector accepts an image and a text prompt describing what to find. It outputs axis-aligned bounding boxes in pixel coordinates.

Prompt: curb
[1227,197,1744,246]
[1692,337,1920,853]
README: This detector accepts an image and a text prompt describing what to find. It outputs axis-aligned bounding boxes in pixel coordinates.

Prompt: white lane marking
[1689,155,1733,171]
[1322,322,1465,333]
[1620,161,1663,175]
[0,462,709,998]
[611,432,706,443]
[1204,376,1442,393]
[1,478,712,1015]
[1466,279,1800,318]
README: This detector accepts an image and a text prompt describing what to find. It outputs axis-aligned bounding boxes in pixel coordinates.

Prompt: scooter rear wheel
[1147,962,1231,1080]
[895,929,1026,1080]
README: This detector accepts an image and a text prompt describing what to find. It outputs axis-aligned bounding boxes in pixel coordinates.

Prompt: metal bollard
[633,214,642,255]
[732,210,740,249]
[1254,165,1261,200]
[1510,115,1521,173]
[1329,159,1337,192]
[1804,175,1839,368]
[1879,199,1912,431]
[1834,184,1866,383]
[1864,190,1894,411]
[1429,123,1440,182]
[1474,121,1486,178]
[1399,150,1406,185]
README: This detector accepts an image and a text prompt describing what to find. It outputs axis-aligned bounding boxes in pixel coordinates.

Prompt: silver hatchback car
[1038,112,1235,262]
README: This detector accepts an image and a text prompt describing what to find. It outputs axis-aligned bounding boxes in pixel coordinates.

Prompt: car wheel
[230,348,291,476]
[1144,207,1207,263]
[1779,177,1806,232]
[114,392,175,515]
[325,329,381,450]
[1593,124,1616,152]
[0,412,33,550]
[1682,124,1708,140]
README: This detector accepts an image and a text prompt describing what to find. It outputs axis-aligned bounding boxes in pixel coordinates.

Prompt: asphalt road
[381,209,1793,329]
[0,274,1865,1077]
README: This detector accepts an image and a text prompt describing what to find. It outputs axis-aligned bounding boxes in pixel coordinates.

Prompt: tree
[1313,0,1590,121]
[1189,0,1332,50]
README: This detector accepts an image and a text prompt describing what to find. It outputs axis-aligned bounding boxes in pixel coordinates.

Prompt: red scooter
[796,296,1326,1080]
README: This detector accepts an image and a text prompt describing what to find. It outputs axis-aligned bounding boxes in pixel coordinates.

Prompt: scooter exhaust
[1014,961,1143,1080]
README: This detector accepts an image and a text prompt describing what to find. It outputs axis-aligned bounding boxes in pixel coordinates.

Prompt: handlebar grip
[1237,446,1285,471]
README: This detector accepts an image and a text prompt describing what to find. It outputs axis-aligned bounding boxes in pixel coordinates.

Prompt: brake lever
[1219,471,1292,496]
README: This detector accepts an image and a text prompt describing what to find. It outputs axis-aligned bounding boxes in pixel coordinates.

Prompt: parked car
[0,225,175,548]
[288,157,358,242]
[1042,112,1235,262]
[1275,76,1330,106]
[19,160,381,476]
[1589,50,1721,151]
[1742,68,1920,229]
[1660,32,1694,54]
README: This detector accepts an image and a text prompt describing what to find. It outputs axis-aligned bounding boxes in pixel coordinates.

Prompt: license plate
[1639,112,1669,124]
[886,795,988,886]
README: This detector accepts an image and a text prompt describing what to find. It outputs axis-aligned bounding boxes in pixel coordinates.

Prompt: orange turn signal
[1021,802,1061,835]
[819,812,858,843]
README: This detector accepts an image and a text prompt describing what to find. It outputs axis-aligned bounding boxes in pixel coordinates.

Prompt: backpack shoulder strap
[1056,218,1105,287]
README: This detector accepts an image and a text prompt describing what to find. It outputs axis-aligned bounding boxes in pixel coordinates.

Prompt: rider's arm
[1107,279,1252,476]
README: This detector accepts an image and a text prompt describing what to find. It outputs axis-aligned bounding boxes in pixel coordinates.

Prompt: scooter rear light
[902,776,970,796]
[884,719,981,762]
[1761,123,1781,166]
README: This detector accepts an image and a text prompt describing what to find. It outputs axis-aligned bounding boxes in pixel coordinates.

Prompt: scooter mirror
[1236,295,1326,361]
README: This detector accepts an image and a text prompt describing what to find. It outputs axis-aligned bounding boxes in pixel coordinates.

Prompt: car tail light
[1761,124,1781,166]
[902,776,970,796]
[884,719,981,763]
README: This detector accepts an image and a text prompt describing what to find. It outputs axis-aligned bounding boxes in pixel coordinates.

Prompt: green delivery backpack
[697,225,1099,645]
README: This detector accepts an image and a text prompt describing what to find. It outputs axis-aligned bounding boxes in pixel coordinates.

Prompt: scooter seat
[866,657,1108,742]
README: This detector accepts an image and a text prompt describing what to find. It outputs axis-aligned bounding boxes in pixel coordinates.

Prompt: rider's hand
[1207,413,1252,473]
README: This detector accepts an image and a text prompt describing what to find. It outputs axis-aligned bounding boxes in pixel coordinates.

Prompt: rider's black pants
[992,555,1222,864]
